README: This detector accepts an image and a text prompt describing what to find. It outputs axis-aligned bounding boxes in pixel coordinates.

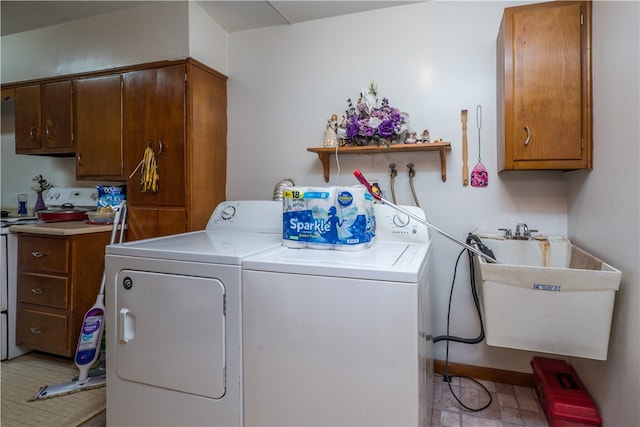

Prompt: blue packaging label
[283,187,375,247]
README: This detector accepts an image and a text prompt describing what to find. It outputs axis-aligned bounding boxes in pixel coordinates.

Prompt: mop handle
[353,170,499,264]
[97,202,128,296]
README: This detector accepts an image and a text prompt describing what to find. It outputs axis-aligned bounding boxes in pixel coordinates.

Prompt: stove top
[44,187,98,209]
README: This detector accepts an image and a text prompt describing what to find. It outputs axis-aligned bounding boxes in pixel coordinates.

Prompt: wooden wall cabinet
[74,75,124,180]
[4,58,227,240]
[497,1,592,171]
[16,232,111,357]
[123,60,227,240]
[15,81,74,155]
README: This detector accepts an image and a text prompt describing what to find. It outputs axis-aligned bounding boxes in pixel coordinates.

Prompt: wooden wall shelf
[307,141,451,182]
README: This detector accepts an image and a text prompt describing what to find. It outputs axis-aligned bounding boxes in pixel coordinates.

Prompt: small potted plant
[31,174,53,211]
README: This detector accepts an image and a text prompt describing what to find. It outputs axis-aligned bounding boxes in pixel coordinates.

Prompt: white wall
[566,2,640,425]
[188,1,229,75]
[0,2,190,83]
[228,0,571,373]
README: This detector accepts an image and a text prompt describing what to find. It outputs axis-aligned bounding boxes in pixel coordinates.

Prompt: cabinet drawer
[17,308,68,354]
[18,272,68,308]
[18,235,69,273]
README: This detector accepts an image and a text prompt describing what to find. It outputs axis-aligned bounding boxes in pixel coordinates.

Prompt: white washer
[242,204,434,427]
[105,201,283,427]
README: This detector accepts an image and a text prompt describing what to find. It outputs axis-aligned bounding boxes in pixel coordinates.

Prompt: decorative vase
[34,192,46,212]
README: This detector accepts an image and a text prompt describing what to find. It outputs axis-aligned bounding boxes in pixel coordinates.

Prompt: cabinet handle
[29,126,38,140]
[45,125,51,139]
[30,327,43,334]
[31,251,46,258]
[31,288,44,294]
[523,125,531,146]
[158,140,165,154]
[77,153,84,166]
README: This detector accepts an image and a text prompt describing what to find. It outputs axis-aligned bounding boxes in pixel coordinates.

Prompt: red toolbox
[531,357,602,427]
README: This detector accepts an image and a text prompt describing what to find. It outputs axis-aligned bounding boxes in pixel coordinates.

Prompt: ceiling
[1,1,423,36]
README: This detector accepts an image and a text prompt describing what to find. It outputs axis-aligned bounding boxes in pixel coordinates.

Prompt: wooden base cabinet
[16,232,111,357]
[497,1,592,171]
[124,59,227,241]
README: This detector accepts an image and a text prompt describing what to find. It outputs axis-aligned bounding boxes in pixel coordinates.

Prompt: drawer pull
[31,288,44,294]
[30,327,44,334]
[31,251,47,258]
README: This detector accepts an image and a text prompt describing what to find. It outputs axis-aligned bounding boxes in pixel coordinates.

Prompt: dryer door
[114,270,225,399]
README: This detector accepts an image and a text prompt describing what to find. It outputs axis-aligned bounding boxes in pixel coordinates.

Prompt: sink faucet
[498,224,538,240]
[514,223,538,239]
[515,223,529,238]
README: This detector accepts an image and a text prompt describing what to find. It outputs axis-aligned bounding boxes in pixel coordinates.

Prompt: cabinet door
[75,75,124,180]
[42,81,73,152]
[499,1,591,170]
[14,85,42,152]
[124,65,186,207]
[126,206,187,241]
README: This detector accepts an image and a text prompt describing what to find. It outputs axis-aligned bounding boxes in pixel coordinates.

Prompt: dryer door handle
[119,308,135,343]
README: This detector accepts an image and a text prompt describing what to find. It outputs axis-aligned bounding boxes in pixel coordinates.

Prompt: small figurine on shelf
[31,174,53,212]
[323,114,339,148]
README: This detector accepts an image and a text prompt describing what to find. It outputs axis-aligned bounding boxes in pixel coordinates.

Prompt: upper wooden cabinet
[15,81,74,155]
[3,58,228,240]
[124,64,187,209]
[123,60,227,241]
[74,75,124,180]
[497,1,592,171]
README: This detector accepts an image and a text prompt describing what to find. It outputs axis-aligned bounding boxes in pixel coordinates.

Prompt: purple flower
[338,84,408,146]
[346,116,360,139]
[378,120,395,138]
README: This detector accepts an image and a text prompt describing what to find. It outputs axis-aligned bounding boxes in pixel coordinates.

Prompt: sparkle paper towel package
[282,186,375,250]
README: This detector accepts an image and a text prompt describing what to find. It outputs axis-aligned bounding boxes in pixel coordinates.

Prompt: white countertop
[9,220,114,236]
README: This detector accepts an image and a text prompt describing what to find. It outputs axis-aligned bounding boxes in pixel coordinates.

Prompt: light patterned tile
[461,414,505,426]
[441,410,462,427]
[520,409,549,427]
[500,406,524,424]
[498,391,519,409]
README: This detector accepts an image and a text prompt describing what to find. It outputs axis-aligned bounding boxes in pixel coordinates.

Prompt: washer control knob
[392,213,410,228]
[220,205,236,221]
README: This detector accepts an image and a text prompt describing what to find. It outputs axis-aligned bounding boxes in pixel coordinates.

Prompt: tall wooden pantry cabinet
[123,59,227,241]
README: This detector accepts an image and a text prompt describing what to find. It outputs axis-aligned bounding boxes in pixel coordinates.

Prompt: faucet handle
[498,228,512,238]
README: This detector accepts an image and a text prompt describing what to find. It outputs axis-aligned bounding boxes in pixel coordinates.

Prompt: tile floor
[432,373,549,427]
[82,374,549,427]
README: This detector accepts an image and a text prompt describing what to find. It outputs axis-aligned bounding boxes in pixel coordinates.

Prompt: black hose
[432,233,488,344]
[434,233,494,412]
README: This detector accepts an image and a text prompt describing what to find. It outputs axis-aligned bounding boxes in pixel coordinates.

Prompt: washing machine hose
[432,234,490,344]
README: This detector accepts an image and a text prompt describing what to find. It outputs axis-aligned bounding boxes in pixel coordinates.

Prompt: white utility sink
[472,233,622,360]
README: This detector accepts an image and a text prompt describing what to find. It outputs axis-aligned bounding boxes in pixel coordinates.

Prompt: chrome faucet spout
[515,223,529,238]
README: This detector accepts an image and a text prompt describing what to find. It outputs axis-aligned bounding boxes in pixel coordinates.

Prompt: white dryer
[104,201,283,427]
[241,204,434,427]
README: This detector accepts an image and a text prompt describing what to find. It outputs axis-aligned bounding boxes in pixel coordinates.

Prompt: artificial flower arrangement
[337,82,409,147]
[31,174,53,194]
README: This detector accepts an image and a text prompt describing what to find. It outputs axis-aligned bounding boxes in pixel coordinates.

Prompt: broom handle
[462,110,469,186]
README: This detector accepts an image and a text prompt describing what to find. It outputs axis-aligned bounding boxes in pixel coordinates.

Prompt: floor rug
[1,352,106,427]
